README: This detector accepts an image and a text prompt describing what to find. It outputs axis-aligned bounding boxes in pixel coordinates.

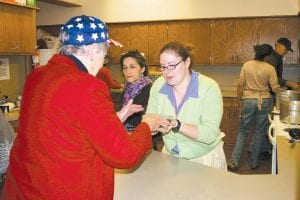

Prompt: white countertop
[114,143,298,200]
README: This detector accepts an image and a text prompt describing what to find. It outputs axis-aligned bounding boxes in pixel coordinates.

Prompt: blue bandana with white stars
[60,15,109,46]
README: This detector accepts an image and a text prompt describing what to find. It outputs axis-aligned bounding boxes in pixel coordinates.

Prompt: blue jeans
[230,98,272,167]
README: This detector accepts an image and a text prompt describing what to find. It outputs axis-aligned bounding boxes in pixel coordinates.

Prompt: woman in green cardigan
[146,41,227,170]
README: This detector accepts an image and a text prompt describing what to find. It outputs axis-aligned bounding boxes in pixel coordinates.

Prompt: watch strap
[172,119,181,132]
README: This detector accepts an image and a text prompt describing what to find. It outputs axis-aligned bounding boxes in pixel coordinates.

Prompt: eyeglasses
[159,60,183,71]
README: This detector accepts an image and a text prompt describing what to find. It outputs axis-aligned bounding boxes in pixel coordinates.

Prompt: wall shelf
[38,0,82,7]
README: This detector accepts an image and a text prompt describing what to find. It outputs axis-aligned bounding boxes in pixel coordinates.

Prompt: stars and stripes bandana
[60,15,109,46]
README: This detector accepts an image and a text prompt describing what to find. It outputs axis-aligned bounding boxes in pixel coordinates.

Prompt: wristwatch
[172,119,181,132]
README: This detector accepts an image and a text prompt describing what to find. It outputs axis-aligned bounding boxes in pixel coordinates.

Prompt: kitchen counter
[114,138,299,200]
[4,107,20,122]
[221,90,237,97]
[111,88,237,97]
[277,136,300,198]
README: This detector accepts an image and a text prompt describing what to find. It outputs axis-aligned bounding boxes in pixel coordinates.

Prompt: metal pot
[280,101,300,124]
[276,90,300,110]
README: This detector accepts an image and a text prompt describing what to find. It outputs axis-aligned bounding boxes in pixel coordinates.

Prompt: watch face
[172,119,181,132]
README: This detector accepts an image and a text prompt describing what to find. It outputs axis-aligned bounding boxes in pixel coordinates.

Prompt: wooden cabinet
[107,24,129,64]
[148,22,168,64]
[220,97,240,148]
[38,0,82,7]
[0,2,36,55]
[107,17,300,66]
[127,23,149,59]
[235,19,260,64]
[168,21,191,44]
[211,19,236,64]
[108,23,149,64]
[211,19,259,65]
[190,20,212,64]
[259,17,300,65]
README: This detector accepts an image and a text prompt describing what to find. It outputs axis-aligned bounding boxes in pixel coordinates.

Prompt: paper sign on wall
[0,58,10,80]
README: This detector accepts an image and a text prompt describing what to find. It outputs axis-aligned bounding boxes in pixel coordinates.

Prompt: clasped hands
[142,115,177,135]
[116,99,177,135]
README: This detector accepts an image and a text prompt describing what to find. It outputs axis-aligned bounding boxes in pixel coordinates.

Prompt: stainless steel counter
[114,140,299,200]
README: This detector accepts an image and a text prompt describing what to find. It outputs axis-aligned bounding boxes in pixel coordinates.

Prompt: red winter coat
[1,54,152,200]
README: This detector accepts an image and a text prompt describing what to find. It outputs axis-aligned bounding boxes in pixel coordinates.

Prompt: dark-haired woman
[227,44,282,171]
[120,50,152,133]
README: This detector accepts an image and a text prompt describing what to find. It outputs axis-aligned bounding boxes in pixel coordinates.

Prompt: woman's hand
[116,99,144,123]
[142,114,172,134]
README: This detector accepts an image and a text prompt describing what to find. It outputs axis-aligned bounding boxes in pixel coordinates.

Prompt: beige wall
[37,0,299,25]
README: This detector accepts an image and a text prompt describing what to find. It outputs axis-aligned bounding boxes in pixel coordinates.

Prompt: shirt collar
[67,55,89,73]
[159,71,199,114]
[160,70,199,97]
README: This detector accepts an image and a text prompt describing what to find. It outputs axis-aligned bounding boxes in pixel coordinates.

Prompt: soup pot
[280,100,300,124]
[276,90,300,110]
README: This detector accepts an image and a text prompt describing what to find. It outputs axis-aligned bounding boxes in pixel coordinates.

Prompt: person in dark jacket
[264,37,299,91]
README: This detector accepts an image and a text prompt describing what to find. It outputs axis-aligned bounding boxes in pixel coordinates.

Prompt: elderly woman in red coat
[1,15,168,200]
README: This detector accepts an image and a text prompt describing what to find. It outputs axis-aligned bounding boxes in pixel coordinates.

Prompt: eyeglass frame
[159,60,183,71]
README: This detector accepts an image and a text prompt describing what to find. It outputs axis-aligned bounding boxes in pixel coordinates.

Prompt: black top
[264,50,286,87]
[121,83,152,131]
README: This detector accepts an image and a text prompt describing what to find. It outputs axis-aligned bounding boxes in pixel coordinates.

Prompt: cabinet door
[221,98,239,147]
[235,19,259,64]
[108,23,149,64]
[107,24,129,64]
[259,17,300,65]
[168,21,191,44]
[148,22,168,64]
[127,23,149,58]
[190,20,212,65]
[0,3,36,54]
[211,19,236,64]
[18,7,36,54]
[0,4,12,52]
